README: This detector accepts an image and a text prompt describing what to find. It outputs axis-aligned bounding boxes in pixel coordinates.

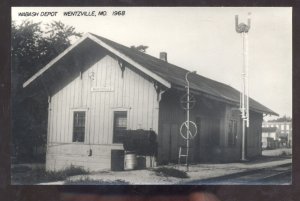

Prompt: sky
[12,7,292,120]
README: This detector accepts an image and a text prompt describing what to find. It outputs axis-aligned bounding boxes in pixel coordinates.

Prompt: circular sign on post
[180,121,198,140]
[180,93,196,110]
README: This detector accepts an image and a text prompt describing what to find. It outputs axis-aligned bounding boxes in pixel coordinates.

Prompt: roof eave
[23,33,91,88]
[23,33,171,89]
[172,84,278,116]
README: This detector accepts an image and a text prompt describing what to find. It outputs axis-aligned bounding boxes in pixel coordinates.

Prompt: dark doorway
[197,117,221,162]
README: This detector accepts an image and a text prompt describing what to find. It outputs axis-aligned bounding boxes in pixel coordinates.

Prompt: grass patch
[280,151,287,156]
[35,165,88,181]
[11,165,89,184]
[153,167,189,178]
[279,150,291,156]
[65,176,129,185]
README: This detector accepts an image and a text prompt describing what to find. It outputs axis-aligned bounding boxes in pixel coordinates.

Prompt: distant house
[261,127,279,149]
[23,33,277,171]
[262,127,279,140]
[262,121,292,147]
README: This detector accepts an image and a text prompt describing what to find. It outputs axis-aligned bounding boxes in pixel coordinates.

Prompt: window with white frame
[113,111,127,143]
[72,111,86,142]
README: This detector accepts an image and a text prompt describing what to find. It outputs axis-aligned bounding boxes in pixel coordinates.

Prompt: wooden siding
[46,55,159,170]
[246,111,263,157]
[218,106,263,161]
[220,105,242,162]
[46,144,123,171]
[46,54,160,171]
[48,54,159,145]
[45,52,263,170]
[158,90,185,164]
[158,90,227,163]
[158,90,263,164]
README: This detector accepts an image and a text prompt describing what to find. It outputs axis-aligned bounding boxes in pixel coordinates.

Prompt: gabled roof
[23,33,278,116]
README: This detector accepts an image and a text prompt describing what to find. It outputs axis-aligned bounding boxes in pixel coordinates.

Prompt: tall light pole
[235,13,251,161]
[185,70,196,171]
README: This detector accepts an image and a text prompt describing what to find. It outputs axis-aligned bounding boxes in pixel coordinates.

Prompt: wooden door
[159,123,171,164]
[158,123,180,164]
[170,124,179,162]
[200,117,221,161]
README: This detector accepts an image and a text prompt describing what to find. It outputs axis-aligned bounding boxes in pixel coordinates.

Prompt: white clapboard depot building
[23,33,277,171]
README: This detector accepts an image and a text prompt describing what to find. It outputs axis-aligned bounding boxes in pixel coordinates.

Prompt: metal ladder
[178,146,188,165]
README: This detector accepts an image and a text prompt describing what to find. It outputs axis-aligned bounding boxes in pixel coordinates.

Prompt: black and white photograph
[11,7,292,185]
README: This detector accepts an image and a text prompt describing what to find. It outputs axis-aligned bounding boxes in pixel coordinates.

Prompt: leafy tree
[130,45,148,52]
[12,20,82,162]
[268,115,292,122]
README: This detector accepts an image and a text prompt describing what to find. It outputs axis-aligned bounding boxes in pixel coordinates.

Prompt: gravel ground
[15,148,292,185]
[66,156,291,185]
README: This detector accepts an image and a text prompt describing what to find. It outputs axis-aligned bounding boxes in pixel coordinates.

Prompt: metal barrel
[124,152,137,170]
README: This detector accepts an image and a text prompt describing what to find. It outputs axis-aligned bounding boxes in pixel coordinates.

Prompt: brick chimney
[159,52,167,62]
